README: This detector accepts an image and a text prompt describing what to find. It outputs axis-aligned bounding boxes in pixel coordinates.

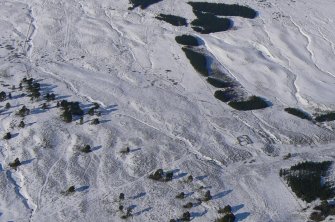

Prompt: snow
[1,0,335,221]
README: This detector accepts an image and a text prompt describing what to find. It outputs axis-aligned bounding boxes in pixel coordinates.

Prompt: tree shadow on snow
[130,192,146,199]
[212,189,232,200]
[91,145,102,152]
[191,209,208,219]
[129,148,141,153]
[232,204,244,212]
[133,207,152,216]
[195,175,208,181]
[76,185,89,192]
[235,212,250,221]
[21,158,35,166]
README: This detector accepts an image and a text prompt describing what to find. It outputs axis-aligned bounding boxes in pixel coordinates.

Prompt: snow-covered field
[1,0,335,221]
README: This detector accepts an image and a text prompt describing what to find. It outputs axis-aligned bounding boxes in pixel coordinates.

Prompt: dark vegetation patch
[175,35,201,46]
[148,169,173,182]
[128,0,163,9]
[190,11,232,34]
[156,14,187,26]
[59,100,84,123]
[284,108,312,120]
[310,201,335,221]
[214,90,238,102]
[182,47,209,76]
[315,112,335,122]
[280,161,334,203]
[228,96,270,111]
[188,2,258,19]
[207,77,236,88]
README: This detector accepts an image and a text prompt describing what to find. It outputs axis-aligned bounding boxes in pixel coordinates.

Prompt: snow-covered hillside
[1,0,335,221]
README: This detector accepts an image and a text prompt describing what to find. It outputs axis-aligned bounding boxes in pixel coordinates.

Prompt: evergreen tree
[18,121,25,128]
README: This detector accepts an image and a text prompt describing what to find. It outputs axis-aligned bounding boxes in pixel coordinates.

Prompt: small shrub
[16,106,30,117]
[120,207,133,219]
[67,186,75,193]
[218,205,232,214]
[283,153,291,160]
[87,108,95,116]
[91,118,99,125]
[149,169,164,181]
[180,211,191,221]
[120,147,130,154]
[119,205,124,212]
[3,132,11,140]
[215,213,236,222]
[183,202,193,208]
[81,145,91,153]
[79,117,84,125]
[0,91,6,101]
[119,193,125,200]
[18,121,25,128]
[45,93,56,101]
[93,103,100,109]
[203,190,212,201]
[187,175,193,182]
[41,103,48,110]
[165,171,174,181]
[5,102,10,109]
[9,158,21,168]
[176,192,185,199]
[61,109,72,123]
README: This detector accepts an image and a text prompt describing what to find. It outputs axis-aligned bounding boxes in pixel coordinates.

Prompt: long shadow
[26,122,36,127]
[101,104,118,115]
[129,148,141,153]
[133,207,152,216]
[130,192,146,199]
[30,108,47,115]
[91,145,102,152]
[100,119,111,124]
[195,175,208,181]
[76,185,89,192]
[173,172,188,180]
[56,95,71,100]
[212,189,233,200]
[235,212,250,221]
[232,204,244,212]
[191,209,208,219]
[9,133,19,139]
[21,158,35,166]
[185,191,194,198]
[0,111,11,116]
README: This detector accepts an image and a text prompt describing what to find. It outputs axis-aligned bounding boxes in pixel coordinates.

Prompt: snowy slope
[0,0,335,221]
